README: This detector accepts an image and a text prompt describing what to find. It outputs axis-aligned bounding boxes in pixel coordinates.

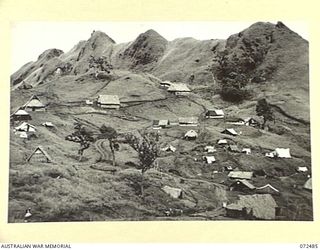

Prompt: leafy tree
[98,125,119,166]
[125,131,159,196]
[88,56,113,73]
[65,123,94,161]
[256,98,275,129]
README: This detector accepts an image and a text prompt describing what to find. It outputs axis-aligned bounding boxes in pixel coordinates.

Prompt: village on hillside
[9,22,312,222]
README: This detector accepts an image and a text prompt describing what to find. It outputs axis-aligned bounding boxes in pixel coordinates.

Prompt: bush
[219,85,252,103]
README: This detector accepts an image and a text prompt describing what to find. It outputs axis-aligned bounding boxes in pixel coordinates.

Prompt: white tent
[218,139,228,145]
[297,167,308,172]
[205,146,216,153]
[14,122,36,132]
[274,148,291,158]
[242,148,251,155]
[204,156,216,164]
[184,130,198,139]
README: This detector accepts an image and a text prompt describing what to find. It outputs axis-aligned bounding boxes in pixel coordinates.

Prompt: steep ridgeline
[212,21,309,120]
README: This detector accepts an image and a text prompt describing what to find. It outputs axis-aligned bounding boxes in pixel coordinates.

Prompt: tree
[256,98,275,129]
[98,125,119,166]
[88,56,113,73]
[125,131,159,196]
[65,123,94,161]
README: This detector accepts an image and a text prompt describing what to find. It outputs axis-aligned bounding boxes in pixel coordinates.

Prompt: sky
[11,21,309,73]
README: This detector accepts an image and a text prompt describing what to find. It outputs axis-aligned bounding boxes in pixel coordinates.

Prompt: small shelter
[184,130,198,140]
[217,139,228,145]
[10,109,32,122]
[97,95,120,109]
[228,144,240,153]
[167,83,191,96]
[225,165,234,171]
[256,184,280,195]
[225,194,278,220]
[203,156,216,164]
[162,185,182,199]
[153,120,170,128]
[243,117,260,127]
[205,109,224,119]
[221,128,238,136]
[230,179,256,192]
[303,178,312,191]
[242,148,251,155]
[161,145,176,153]
[273,148,291,158]
[26,146,52,163]
[178,117,198,126]
[42,122,54,128]
[160,80,173,89]
[297,166,308,173]
[14,122,36,132]
[228,171,253,180]
[204,146,216,153]
[22,95,46,111]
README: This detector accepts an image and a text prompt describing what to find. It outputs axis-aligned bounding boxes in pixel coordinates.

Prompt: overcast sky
[11,21,308,73]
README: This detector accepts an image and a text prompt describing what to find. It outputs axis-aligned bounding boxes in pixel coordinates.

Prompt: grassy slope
[9,23,312,222]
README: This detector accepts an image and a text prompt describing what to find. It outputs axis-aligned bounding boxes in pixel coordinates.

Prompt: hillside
[9,22,312,222]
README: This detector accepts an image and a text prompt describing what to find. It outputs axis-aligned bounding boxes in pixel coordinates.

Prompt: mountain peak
[89,30,115,44]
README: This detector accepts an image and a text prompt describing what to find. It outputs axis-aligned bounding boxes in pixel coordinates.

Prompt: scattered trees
[98,125,119,166]
[256,98,275,129]
[89,56,113,73]
[125,131,159,196]
[65,123,94,161]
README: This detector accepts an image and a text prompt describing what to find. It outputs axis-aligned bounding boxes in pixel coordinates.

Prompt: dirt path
[95,139,111,161]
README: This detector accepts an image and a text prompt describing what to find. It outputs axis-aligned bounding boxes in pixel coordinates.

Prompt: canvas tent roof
[206,109,224,116]
[217,139,228,145]
[222,128,238,136]
[26,146,52,163]
[97,95,120,105]
[205,146,216,153]
[167,83,191,92]
[179,117,198,124]
[226,194,277,220]
[303,178,312,190]
[228,171,253,180]
[274,148,291,158]
[162,185,182,199]
[184,130,198,138]
[158,120,169,126]
[242,148,251,154]
[13,109,30,116]
[161,145,176,152]
[204,156,216,164]
[15,122,36,132]
[23,95,45,108]
[229,145,240,152]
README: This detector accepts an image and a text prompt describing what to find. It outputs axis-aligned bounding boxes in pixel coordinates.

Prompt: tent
[204,146,216,153]
[297,166,308,172]
[221,128,238,136]
[167,83,191,96]
[217,139,228,145]
[10,109,32,122]
[205,109,224,119]
[242,148,251,155]
[153,120,170,128]
[184,130,198,139]
[14,122,36,132]
[179,117,198,126]
[42,122,54,128]
[274,148,291,158]
[228,145,240,152]
[303,178,312,191]
[97,95,120,109]
[203,156,216,164]
[26,146,52,163]
[161,145,176,152]
[228,171,253,180]
[22,95,46,111]
[162,185,182,199]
